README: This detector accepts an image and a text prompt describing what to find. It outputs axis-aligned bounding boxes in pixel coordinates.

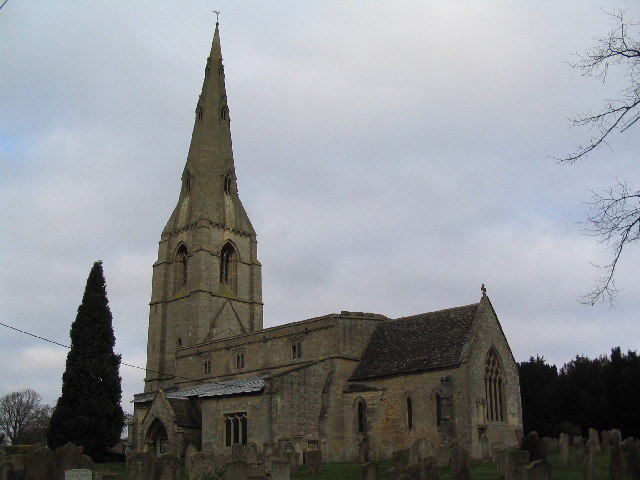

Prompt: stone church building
[130,23,522,462]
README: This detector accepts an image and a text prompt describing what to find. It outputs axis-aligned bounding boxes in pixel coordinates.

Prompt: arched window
[485,348,505,422]
[220,242,237,291]
[182,170,192,197]
[291,341,302,360]
[174,244,188,291]
[235,352,245,370]
[436,393,443,426]
[406,396,413,430]
[357,399,366,434]
[220,105,229,120]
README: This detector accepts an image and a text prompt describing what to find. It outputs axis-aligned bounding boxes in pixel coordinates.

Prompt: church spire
[163,20,253,235]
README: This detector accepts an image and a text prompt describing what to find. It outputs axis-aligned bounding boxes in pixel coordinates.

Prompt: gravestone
[449,444,470,480]
[2,453,25,480]
[247,462,265,479]
[232,444,248,462]
[494,449,528,480]
[575,437,585,464]
[246,442,258,463]
[521,432,546,462]
[436,445,451,469]
[57,443,91,480]
[559,433,570,467]
[362,461,379,480]
[186,452,218,480]
[307,450,322,475]
[271,460,290,480]
[227,460,248,480]
[526,460,551,480]
[480,434,490,459]
[24,446,55,480]
[126,451,155,480]
[1,460,17,480]
[588,428,601,454]
[582,439,594,480]
[65,469,92,480]
[622,439,640,480]
[202,442,216,453]
[601,430,611,454]
[185,444,199,458]
[409,438,432,465]
[156,455,181,480]
[393,449,410,470]
[610,430,624,480]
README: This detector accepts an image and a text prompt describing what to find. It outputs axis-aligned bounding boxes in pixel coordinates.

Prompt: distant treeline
[518,347,640,439]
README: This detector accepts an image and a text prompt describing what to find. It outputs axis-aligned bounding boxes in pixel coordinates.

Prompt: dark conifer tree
[48,261,124,461]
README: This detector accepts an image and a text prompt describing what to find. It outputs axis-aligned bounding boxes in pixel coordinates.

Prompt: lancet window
[357,399,367,434]
[174,244,188,291]
[406,396,413,430]
[220,242,237,290]
[485,348,505,422]
[291,341,302,360]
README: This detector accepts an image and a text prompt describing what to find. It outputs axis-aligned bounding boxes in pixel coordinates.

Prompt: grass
[94,449,629,479]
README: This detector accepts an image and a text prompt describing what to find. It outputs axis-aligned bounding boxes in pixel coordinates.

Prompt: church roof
[167,398,201,428]
[349,303,479,381]
[134,376,266,403]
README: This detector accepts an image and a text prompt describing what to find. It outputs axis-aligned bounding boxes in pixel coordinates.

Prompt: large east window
[224,412,247,446]
[485,348,505,422]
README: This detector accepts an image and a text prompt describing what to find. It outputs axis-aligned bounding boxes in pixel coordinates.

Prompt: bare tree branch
[0,389,46,445]
[556,10,640,304]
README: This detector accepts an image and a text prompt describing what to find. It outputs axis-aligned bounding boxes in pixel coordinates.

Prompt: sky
[2,1,640,413]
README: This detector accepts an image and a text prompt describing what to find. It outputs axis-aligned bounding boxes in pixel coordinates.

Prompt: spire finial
[481,283,487,297]
[213,10,220,24]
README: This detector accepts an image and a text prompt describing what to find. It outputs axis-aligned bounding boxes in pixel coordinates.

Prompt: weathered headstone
[227,460,248,480]
[494,448,529,480]
[526,460,551,480]
[622,439,640,480]
[57,443,91,480]
[186,452,218,480]
[24,446,55,480]
[409,438,432,465]
[362,461,379,480]
[307,450,322,475]
[610,430,624,480]
[232,443,248,462]
[436,445,451,469]
[588,428,601,454]
[521,432,546,462]
[449,444,470,480]
[480,434,490,460]
[582,439,595,480]
[559,433,570,468]
[271,459,290,480]
[185,444,199,458]
[247,462,265,479]
[575,437,585,464]
[156,455,181,480]
[126,451,156,480]
[246,442,258,463]
[1,454,25,480]
[64,469,92,480]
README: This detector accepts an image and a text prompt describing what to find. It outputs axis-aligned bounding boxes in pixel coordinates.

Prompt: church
[129,22,522,463]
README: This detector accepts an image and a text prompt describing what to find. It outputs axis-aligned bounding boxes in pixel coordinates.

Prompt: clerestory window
[235,352,245,370]
[485,348,505,422]
[203,359,211,375]
[224,412,247,446]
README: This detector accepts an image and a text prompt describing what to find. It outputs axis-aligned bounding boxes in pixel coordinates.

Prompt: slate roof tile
[349,303,479,381]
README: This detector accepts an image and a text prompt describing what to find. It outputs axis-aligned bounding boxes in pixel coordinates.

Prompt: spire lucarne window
[485,348,505,422]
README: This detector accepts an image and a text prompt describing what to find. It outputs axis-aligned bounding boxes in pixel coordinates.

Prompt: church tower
[144,23,263,392]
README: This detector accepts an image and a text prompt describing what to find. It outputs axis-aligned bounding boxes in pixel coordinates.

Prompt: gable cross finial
[213,10,220,23]
[481,283,487,297]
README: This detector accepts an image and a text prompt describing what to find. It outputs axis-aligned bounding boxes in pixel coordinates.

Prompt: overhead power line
[0,321,199,382]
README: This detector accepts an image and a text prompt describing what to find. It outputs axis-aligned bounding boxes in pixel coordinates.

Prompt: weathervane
[213,10,220,23]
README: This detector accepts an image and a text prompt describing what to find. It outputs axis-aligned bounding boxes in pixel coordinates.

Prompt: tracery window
[220,242,237,291]
[406,396,413,430]
[224,412,247,446]
[174,244,188,291]
[485,348,505,422]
